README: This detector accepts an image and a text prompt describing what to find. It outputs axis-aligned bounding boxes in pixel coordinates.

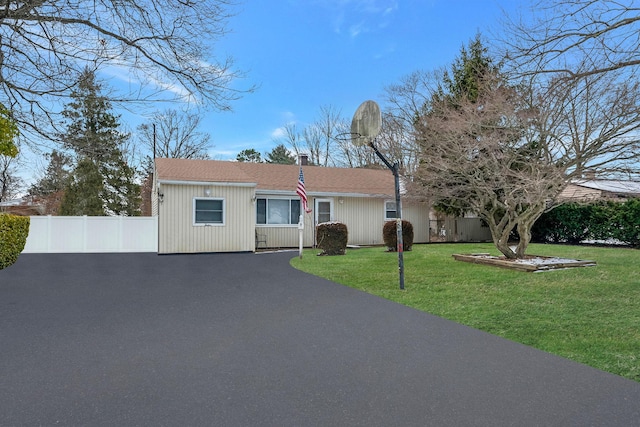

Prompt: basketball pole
[368,139,405,290]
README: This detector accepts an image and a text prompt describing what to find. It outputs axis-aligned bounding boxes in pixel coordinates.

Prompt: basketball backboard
[350,100,381,146]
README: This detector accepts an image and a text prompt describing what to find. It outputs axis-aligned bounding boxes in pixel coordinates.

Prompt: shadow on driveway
[1,252,639,426]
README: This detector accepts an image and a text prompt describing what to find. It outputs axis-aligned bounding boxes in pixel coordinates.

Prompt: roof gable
[155,158,394,197]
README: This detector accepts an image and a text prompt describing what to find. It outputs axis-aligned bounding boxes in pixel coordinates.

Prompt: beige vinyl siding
[402,201,431,243]
[158,183,254,254]
[257,196,388,247]
[256,224,314,248]
[332,197,386,246]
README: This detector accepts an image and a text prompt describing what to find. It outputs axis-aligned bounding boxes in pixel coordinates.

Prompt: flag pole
[296,163,311,259]
[298,213,304,259]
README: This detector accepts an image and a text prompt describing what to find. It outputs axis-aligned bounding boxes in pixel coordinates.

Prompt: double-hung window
[194,198,224,225]
[256,198,301,225]
[385,201,397,220]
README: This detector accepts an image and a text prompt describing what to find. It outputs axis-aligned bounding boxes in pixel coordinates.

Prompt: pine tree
[265,144,296,164]
[59,68,140,216]
[28,150,72,214]
[236,148,262,163]
[30,150,73,196]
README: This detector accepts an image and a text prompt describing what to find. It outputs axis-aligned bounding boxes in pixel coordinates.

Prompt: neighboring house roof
[559,179,640,201]
[155,158,395,197]
[571,180,640,195]
[0,198,45,215]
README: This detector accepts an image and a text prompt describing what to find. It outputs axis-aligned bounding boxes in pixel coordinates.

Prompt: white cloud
[271,126,288,139]
[349,21,367,38]
[99,62,196,104]
[317,0,398,37]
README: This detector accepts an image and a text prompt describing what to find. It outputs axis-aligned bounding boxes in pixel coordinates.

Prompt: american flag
[297,166,312,213]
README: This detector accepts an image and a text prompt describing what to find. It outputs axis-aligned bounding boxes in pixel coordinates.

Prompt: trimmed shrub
[316,222,348,255]
[0,213,30,269]
[383,219,413,251]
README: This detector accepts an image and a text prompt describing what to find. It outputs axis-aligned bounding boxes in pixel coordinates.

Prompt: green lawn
[290,243,640,382]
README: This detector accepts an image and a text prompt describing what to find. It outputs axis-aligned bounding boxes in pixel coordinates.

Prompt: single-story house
[153,158,430,254]
[558,179,640,202]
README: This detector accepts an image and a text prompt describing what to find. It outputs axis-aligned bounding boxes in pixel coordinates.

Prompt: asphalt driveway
[1,252,638,426]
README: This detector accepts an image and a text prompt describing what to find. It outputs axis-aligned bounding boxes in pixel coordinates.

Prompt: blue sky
[125,0,523,160]
[16,0,524,188]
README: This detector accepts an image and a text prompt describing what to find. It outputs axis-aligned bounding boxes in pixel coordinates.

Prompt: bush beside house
[0,213,30,269]
[316,222,348,255]
[383,220,414,251]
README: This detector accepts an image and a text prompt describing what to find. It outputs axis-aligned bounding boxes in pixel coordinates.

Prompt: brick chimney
[298,154,308,166]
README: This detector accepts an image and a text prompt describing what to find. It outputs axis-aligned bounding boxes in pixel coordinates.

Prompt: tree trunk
[486,211,518,259]
[515,204,546,258]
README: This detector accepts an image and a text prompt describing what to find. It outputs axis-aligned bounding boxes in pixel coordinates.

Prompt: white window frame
[385,200,397,221]
[193,197,225,226]
[315,198,334,224]
[256,197,301,227]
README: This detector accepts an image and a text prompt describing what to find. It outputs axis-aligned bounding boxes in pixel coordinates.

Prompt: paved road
[1,252,639,426]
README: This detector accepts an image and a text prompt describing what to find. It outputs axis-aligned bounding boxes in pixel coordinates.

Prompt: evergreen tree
[265,144,296,164]
[236,148,262,163]
[28,150,73,214]
[59,68,140,216]
[29,150,73,197]
[439,33,497,104]
[59,159,105,215]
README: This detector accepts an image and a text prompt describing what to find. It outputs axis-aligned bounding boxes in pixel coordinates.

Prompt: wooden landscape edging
[452,253,597,272]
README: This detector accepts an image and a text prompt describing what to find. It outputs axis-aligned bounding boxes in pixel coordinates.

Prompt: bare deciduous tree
[399,35,640,259]
[137,109,212,164]
[0,155,23,202]
[275,122,305,162]
[502,0,640,81]
[277,105,349,167]
[413,72,566,258]
[0,0,251,141]
[302,105,346,167]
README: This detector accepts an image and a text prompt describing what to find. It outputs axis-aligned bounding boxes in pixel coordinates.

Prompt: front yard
[291,243,640,382]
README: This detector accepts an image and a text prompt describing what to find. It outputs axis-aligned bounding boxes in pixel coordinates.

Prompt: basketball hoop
[334,131,370,146]
[347,99,404,290]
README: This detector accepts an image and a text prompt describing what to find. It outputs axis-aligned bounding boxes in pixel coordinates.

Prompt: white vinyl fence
[23,216,158,253]
[429,218,492,243]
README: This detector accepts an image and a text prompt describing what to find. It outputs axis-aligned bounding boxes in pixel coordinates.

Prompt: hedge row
[532,199,640,247]
[0,213,30,269]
